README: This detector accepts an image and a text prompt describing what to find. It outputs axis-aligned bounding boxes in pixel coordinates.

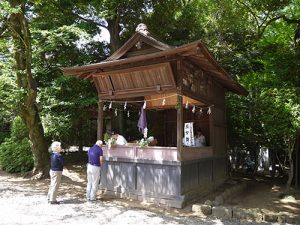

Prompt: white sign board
[184,122,194,147]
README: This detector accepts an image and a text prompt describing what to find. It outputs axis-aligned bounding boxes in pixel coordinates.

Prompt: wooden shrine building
[64,24,247,208]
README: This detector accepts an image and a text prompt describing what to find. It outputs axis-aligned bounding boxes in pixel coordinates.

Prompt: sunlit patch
[271,185,280,192]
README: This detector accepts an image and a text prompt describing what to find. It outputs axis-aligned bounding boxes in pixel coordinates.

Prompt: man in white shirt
[194,129,206,147]
[112,133,127,145]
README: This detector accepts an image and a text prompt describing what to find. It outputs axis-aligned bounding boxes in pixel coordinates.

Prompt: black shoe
[50,201,60,205]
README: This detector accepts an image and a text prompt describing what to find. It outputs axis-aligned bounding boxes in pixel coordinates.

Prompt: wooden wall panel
[213,107,226,125]
[213,157,227,181]
[214,126,226,156]
[100,156,226,208]
[136,163,181,196]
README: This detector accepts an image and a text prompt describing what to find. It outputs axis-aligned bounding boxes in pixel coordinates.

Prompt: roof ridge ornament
[135,23,149,36]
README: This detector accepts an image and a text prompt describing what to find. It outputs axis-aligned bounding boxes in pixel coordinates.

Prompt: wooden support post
[97,100,104,141]
[176,60,183,161]
[177,95,183,161]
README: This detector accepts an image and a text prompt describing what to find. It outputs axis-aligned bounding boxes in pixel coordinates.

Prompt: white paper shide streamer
[207,107,211,114]
[192,105,196,113]
[185,100,189,109]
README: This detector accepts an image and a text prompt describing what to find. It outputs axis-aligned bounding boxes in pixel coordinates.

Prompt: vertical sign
[184,122,194,147]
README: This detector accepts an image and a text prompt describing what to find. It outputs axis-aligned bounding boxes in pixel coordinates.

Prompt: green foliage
[103,133,110,144]
[0,117,33,173]
[0,138,33,173]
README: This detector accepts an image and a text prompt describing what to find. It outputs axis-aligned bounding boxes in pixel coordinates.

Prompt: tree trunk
[286,150,294,190]
[78,118,83,153]
[107,16,122,53]
[286,135,296,190]
[9,0,49,178]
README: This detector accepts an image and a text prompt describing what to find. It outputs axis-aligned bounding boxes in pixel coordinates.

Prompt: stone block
[212,206,232,219]
[277,215,286,223]
[232,207,247,219]
[204,200,212,206]
[286,215,300,224]
[232,207,262,222]
[192,204,212,215]
[191,204,202,213]
[263,213,278,222]
[201,204,212,215]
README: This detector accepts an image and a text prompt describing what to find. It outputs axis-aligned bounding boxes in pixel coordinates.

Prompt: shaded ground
[194,171,300,216]
[225,176,300,215]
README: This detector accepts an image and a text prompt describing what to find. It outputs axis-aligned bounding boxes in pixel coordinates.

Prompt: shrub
[0,138,33,173]
[10,116,29,140]
[0,116,33,173]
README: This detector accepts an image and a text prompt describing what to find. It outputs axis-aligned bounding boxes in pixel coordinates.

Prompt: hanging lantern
[192,105,196,113]
[127,111,130,117]
[114,108,118,116]
[109,101,112,109]
[124,101,127,110]
[162,98,166,106]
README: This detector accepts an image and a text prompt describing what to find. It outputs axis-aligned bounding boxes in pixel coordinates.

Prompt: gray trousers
[47,170,62,202]
[86,164,101,200]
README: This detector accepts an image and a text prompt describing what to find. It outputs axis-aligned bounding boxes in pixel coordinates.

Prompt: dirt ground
[1,154,300,218]
[224,175,300,215]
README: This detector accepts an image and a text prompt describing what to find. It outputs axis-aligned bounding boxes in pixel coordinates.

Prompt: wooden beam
[99,86,176,100]
[93,62,173,77]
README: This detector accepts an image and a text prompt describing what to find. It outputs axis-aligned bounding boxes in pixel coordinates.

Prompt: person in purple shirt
[47,141,64,204]
[86,140,103,201]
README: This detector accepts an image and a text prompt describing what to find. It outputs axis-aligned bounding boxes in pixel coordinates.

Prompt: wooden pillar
[177,95,183,160]
[176,60,183,161]
[97,101,104,140]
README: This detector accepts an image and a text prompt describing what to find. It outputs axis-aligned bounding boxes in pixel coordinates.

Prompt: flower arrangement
[104,133,116,149]
[103,133,110,144]
[137,138,150,147]
[137,127,150,147]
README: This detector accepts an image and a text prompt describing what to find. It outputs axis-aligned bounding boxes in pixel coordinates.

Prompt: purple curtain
[138,106,147,133]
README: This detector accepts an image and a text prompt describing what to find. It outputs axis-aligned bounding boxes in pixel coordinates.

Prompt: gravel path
[0,171,263,225]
